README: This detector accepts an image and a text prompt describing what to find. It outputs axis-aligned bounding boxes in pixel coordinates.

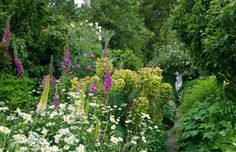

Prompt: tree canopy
[172,0,236,83]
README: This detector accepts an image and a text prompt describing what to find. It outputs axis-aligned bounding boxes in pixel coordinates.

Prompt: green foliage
[162,102,176,129]
[176,76,236,151]
[171,0,236,83]
[111,49,144,71]
[0,0,78,78]
[80,0,152,56]
[50,0,79,22]
[138,67,163,97]
[130,96,149,117]
[180,76,220,115]
[111,67,172,124]
[140,0,176,60]
[0,74,35,108]
[140,0,176,34]
[0,44,12,73]
[112,69,141,91]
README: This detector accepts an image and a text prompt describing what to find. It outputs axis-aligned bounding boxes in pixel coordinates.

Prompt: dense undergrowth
[176,77,236,152]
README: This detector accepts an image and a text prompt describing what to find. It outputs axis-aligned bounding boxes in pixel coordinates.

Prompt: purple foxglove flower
[13,51,23,77]
[65,48,71,68]
[104,70,112,91]
[2,20,10,52]
[89,80,96,95]
[53,92,60,109]
[50,76,57,87]
[61,48,71,69]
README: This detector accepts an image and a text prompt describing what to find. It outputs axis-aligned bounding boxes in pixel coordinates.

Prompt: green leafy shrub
[0,74,35,108]
[180,76,220,115]
[111,49,144,71]
[176,76,236,152]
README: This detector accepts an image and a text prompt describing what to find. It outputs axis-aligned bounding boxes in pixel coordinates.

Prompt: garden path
[166,108,180,152]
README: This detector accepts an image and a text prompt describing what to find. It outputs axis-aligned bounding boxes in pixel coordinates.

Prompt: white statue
[175,71,182,94]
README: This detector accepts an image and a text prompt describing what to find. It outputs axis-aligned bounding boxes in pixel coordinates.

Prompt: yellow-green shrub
[130,96,149,117]
[138,67,163,97]
[112,69,141,90]
[96,57,113,78]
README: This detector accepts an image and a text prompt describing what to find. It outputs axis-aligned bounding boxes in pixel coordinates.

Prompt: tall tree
[79,0,151,57]
[140,0,176,60]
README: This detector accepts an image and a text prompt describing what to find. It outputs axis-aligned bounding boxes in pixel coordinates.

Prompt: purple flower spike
[13,51,23,78]
[65,48,71,68]
[89,80,96,95]
[53,92,60,109]
[61,48,71,69]
[104,70,112,91]
[50,76,57,87]
[3,20,10,52]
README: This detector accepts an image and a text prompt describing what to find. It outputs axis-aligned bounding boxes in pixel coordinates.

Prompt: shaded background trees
[171,0,236,85]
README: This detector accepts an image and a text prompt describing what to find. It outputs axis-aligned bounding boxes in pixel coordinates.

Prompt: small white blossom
[75,144,85,152]
[86,126,94,133]
[109,115,116,123]
[111,124,116,130]
[0,126,11,134]
[110,136,120,145]
[64,145,70,150]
